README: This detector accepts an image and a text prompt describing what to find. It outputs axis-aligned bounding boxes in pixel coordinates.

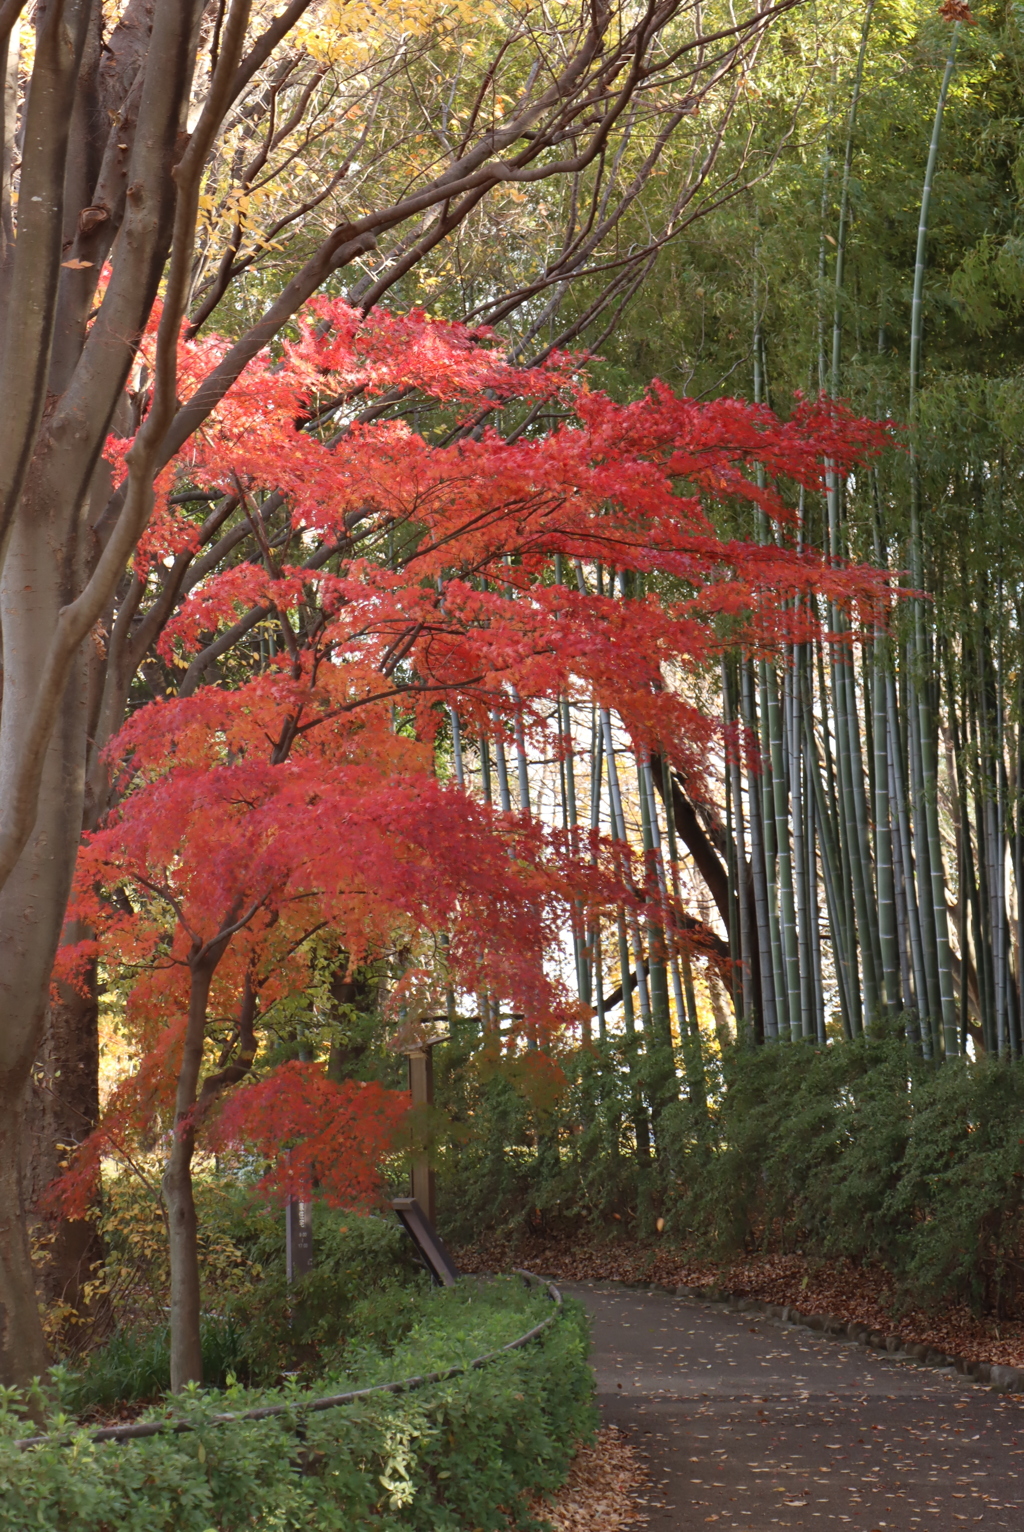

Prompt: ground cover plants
[1,1274,595,1532]
[59,1204,427,1410]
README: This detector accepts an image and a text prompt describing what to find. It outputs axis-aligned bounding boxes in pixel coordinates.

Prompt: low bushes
[1,1278,595,1531]
[437,1028,1024,1318]
[692,1028,1024,1317]
[62,1195,429,1406]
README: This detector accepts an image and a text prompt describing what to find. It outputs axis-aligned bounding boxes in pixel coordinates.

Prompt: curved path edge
[665,1279,1024,1393]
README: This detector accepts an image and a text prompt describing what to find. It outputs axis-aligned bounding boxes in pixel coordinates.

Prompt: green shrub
[436,1040,680,1240]
[437,1029,1024,1318]
[66,1205,429,1408]
[59,1319,249,1415]
[3,1279,595,1531]
[214,1205,429,1385]
[683,1031,1024,1314]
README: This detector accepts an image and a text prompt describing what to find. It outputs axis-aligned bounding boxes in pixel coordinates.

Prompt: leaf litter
[529,1425,650,1530]
[455,1233,1024,1370]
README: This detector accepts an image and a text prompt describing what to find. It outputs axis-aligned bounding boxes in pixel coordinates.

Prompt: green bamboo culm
[908,22,962,1058]
[830,0,876,395]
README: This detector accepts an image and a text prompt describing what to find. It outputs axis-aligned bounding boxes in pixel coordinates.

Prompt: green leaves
[2,1282,594,1532]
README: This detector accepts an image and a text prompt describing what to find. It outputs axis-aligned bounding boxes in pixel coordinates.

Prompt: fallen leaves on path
[531,1426,650,1530]
[455,1233,1024,1370]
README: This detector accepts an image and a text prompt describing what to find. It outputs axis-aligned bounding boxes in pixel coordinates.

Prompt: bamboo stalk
[758,659,790,1037]
[789,641,814,1038]
[637,751,675,1060]
[510,686,530,813]
[741,660,779,1040]
[603,710,654,1036]
[872,635,900,1009]
[765,662,802,1039]
[830,0,877,395]
[491,708,512,812]
[887,668,929,1044]
[907,24,961,1059]
[905,657,941,1057]
[806,776,827,1043]
[802,683,856,1038]
[449,707,465,788]
[724,657,755,1031]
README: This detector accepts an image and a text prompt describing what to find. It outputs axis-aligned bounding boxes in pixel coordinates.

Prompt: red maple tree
[54,302,890,1388]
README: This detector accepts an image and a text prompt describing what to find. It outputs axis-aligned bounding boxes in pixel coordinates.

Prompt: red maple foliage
[51,303,891,1381]
[210,1062,409,1207]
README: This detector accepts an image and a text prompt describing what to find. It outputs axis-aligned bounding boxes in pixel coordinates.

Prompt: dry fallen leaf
[61,259,94,269]
[527,1426,649,1531]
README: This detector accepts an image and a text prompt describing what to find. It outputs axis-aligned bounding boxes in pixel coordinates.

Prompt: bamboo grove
[286,0,1024,1155]
[454,0,1024,1101]
[699,0,1024,1064]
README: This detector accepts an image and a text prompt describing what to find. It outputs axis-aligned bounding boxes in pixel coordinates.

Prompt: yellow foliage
[43,1167,264,1342]
[99,1006,132,1108]
[301,0,501,64]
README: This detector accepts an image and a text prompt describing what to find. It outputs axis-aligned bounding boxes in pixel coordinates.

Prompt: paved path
[566,1281,1024,1530]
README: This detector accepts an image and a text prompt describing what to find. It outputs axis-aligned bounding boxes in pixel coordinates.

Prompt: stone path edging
[620,1276,1024,1394]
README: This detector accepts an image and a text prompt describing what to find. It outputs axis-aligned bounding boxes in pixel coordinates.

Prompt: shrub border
[16,1270,562,1451]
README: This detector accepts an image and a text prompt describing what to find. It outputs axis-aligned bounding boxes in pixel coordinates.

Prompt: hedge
[0,1278,596,1531]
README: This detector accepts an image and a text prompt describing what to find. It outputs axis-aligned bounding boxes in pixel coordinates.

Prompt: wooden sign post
[286,1195,313,1283]
[388,1023,459,1282]
[391,1196,459,1285]
[405,1039,438,1224]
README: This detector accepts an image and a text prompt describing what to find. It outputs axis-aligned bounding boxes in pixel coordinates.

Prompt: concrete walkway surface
[566,1281,1024,1530]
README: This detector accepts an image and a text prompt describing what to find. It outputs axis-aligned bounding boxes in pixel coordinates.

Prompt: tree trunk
[163,1121,203,1393]
[163,955,218,1393]
[0,1099,47,1387]
[24,939,104,1324]
[0,497,91,1381]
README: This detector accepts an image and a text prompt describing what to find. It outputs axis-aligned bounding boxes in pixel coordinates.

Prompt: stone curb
[656,1282,1024,1394]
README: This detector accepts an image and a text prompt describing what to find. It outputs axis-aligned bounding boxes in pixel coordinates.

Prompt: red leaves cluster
[938,0,976,24]
[210,1062,409,1206]
[53,303,893,1218]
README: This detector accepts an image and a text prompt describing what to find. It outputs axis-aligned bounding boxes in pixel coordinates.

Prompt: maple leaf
[938,0,976,22]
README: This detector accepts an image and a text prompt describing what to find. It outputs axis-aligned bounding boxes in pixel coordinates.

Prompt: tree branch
[0,0,92,567]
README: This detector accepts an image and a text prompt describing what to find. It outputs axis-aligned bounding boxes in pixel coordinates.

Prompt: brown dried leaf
[529,1427,650,1531]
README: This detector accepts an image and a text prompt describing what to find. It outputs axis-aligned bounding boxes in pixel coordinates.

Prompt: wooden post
[286,1056,314,1289]
[406,1044,436,1225]
[286,1195,313,1284]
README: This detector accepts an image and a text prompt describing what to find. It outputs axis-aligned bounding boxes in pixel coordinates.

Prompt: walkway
[567,1281,1024,1530]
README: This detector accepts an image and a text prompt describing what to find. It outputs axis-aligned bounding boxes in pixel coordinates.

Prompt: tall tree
[0,0,798,1384]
